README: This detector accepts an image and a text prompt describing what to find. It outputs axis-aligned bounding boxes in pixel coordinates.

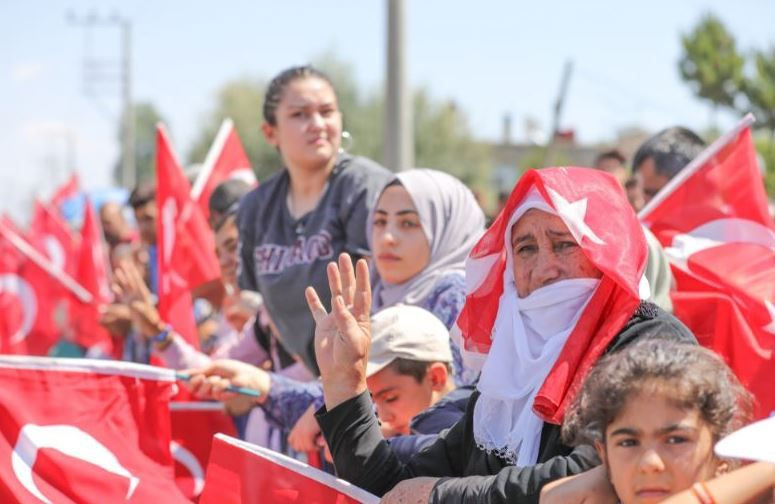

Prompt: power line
[66,9,135,189]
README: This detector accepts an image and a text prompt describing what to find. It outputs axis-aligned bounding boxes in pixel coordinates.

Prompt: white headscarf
[473,188,600,466]
[368,169,485,312]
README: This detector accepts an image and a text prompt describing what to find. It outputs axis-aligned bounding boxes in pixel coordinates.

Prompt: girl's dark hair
[562,339,753,448]
[263,65,336,126]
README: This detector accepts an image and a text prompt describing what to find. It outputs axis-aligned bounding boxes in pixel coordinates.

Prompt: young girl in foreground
[543,339,773,504]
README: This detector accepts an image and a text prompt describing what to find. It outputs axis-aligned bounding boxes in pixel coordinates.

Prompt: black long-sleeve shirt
[316,302,695,503]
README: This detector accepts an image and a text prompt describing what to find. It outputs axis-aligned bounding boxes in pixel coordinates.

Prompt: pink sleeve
[156,334,213,370]
[210,319,269,366]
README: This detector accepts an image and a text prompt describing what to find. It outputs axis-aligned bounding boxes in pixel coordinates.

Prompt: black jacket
[389,386,475,463]
[316,302,695,503]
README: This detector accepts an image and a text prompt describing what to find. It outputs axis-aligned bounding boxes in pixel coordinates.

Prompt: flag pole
[0,221,92,303]
[638,113,756,221]
[190,118,233,201]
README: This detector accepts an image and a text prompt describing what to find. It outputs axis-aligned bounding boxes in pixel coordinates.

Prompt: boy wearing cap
[366,306,474,461]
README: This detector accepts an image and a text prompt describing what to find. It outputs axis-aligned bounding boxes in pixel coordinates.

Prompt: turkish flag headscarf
[455,167,647,464]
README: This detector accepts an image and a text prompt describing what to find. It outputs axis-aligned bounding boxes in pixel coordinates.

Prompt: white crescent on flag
[12,424,140,503]
[0,273,37,344]
[42,235,65,272]
[170,440,205,498]
[664,217,775,270]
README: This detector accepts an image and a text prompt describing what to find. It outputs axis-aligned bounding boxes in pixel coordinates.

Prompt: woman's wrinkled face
[510,209,601,297]
[598,388,721,504]
[262,77,342,170]
[372,185,431,285]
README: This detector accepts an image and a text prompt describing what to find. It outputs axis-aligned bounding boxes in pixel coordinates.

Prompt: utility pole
[384,0,413,172]
[545,59,573,167]
[67,10,135,189]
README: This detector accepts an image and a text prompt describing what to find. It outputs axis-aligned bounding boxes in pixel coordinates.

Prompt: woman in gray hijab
[368,169,486,385]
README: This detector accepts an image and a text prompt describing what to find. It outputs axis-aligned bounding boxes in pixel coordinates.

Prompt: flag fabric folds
[640,114,775,418]
[0,357,188,503]
[156,124,221,349]
[70,198,114,352]
[190,118,256,223]
[200,434,379,504]
[169,401,237,500]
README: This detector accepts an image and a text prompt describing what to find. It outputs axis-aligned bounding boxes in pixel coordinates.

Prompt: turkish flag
[0,229,29,355]
[640,114,775,418]
[0,220,65,356]
[156,124,221,348]
[0,356,189,503]
[190,119,256,223]
[70,198,114,352]
[30,200,78,278]
[200,434,379,504]
[49,174,80,209]
[170,402,237,500]
[27,201,79,352]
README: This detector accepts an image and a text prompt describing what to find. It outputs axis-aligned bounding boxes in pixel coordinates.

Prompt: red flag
[170,402,237,500]
[190,119,256,222]
[0,357,189,503]
[70,198,114,352]
[156,124,221,348]
[30,200,78,277]
[0,217,93,355]
[50,174,79,209]
[0,229,29,355]
[200,434,379,504]
[640,114,775,419]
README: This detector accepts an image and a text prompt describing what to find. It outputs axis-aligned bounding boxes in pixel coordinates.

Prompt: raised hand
[113,260,165,339]
[305,253,371,410]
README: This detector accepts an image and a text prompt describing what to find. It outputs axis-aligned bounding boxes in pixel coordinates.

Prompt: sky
[2,0,774,222]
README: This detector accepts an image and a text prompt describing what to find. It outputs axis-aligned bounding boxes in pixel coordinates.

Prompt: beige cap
[366,305,452,378]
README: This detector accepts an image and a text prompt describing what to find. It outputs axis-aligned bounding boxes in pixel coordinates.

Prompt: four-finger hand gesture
[114,260,165,339]
[305,253,371,410]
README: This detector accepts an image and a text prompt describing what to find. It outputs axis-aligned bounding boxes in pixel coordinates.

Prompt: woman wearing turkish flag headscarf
[307,167,696,504]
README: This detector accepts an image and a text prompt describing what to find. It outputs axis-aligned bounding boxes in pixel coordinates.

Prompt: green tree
[187,77,280,181]
[114,102,165,184]
[412,89,491,188]
[743,48,775,132]
[314,52,383,162]
[188,54,491,191]
[679,14,744,112]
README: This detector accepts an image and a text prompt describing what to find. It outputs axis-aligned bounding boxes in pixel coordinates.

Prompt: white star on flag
[546,188,605,245]
[762,300,775,335]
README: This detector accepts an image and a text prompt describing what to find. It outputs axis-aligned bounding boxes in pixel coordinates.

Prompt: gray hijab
[368,169,486,312]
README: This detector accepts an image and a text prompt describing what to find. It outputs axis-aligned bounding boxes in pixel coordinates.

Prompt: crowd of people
[38,64,774,503]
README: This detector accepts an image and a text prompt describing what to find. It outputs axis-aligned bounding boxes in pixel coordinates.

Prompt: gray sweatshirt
[237,154,391,374]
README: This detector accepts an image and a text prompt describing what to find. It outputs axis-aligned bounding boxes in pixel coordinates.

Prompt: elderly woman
[306,167,695,504]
